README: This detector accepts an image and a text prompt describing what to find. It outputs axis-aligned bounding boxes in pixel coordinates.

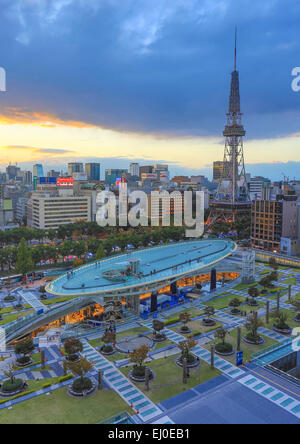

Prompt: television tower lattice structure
[209,30,250,225]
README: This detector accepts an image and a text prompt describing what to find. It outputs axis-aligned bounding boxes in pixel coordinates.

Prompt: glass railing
[251,338,292,361]
[99,412,137,425]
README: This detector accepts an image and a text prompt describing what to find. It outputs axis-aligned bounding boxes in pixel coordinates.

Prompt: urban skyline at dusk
[0,1,300,179]
[0,0,299,428]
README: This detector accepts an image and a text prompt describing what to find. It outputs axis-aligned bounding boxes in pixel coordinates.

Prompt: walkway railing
[251,338,292,363]
[99,412,137,425]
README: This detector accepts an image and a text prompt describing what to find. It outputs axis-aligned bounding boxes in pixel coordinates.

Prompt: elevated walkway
[18,290,48,312]
[4,296,97,343]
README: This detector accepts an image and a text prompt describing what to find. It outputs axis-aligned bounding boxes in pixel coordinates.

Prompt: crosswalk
[238,374,300,419]
[81,340,172,423]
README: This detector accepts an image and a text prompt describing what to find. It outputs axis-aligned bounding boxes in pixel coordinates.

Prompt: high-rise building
[209,32,250,224]
[249,176,271,201]
[129,163,140,178]
[68,163,84,176]
[6,165,21,180]
[85,163,100,181]
[47,170,60,178]
[251,195,298,252]
[33,164,44,178]
[105,169,128,186]
[27,195,91,229]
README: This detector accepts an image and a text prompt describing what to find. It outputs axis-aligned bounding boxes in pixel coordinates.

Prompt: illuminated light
[57,178,74,187]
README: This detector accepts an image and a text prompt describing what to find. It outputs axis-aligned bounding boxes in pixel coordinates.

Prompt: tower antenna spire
[234,27,237,71]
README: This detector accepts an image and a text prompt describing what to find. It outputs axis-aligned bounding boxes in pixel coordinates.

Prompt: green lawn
[87,338,103,348]
[1,305,32,314]
[88,326,150,350]
[280,277,297,286]
[164,307,204,320]
[238,300,266,315]
[233,282,258,291]
[43,296,76,305]
[204,327,278,364]
[171,319,222,337]
[120,355,220,404]
[116,327,149,339]
[0,387,133,424]
[0,310,35,326]
[205,294,246,310]
[291,293,300,302]
[266,308,299,330]
[152,339,174,351]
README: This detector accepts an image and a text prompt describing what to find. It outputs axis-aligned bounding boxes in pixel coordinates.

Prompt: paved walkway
[140,320,245,379]
[18,290,47,312]
[81,340,173,424]
[238,373,300,420]
[257,327,288,342]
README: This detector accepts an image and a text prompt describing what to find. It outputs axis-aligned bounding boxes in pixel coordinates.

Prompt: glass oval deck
[47,239,237,298]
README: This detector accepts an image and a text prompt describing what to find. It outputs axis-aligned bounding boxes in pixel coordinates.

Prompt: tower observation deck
[209,30,251,225]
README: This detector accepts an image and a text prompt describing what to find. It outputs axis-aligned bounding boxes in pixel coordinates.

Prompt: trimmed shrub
[58,374,73,383]
[2,378,23,393]
[0,390,35,404]
[72,377,92,393]
[215,342,233,354]
[165,318,179,326]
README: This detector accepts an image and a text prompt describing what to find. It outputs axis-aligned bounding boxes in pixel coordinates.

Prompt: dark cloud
[0,1,299,144]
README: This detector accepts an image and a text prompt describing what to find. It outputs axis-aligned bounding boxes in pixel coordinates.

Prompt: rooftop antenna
[234,27,237,71]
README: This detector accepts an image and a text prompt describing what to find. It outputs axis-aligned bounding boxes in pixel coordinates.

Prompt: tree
[271,310,290,330]
[15,238,34,275]
[101,330,116,353]
[292,301,300,322]
[179,312,191,332]
[4,364,16,385]
[64,337,83,362]
[14,338,35,365]
[214,328,228,346]
[245,313,264,342]
[178,339,197,364]
[39,285,47,300]
[248,286,260,305]
[269,257,279,271]
[259,276,272,293]
[58,241,74,258]
[152,320,165,340]
[65,357,93,393]
[73,240,87,258]
[204,306,215,321]
[129,344,150,377]
[269,271,278,283]
[229,298,242,314]
[214,327,233,353]
[95,243,106,260]
[86,238,101,255]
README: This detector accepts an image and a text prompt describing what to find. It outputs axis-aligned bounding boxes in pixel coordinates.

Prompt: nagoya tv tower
[209,29,251,225]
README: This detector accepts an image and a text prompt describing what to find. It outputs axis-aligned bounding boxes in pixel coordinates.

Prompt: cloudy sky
[0,0,300,179]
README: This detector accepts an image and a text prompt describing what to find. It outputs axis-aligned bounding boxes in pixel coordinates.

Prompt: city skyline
[0,1,300,180]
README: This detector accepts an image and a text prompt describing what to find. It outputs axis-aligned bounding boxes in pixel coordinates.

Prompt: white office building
[27,194,91,229]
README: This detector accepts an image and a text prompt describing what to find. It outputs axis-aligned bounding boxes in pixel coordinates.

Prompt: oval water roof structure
[47,239,237,298]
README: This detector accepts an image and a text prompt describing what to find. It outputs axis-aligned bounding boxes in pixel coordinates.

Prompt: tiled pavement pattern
[238,374,300,420]
[81,340,172,424]
[140,320,245,379]
[18,290,47,312]
[257,327,288,342]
